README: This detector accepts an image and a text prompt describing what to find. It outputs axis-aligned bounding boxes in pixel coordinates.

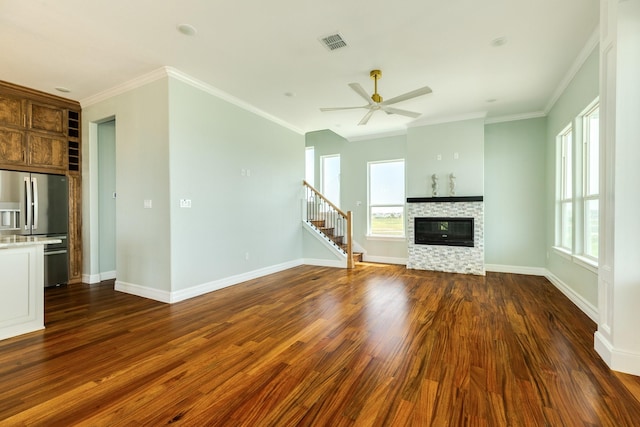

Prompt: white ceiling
[0,0,599,139]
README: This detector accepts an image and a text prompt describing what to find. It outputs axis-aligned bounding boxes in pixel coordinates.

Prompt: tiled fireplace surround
[407,196,485,276]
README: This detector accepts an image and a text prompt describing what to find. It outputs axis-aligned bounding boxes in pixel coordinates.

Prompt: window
[554,100,599,267]
[557,126,573,251]
[582,104,599,259]
[368,160,405,237]
[320,154,340,207]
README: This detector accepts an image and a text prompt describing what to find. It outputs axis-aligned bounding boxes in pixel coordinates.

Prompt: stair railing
[303,180,354,268]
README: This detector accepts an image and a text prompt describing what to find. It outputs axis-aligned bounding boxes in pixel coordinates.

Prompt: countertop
[0,235,62,249]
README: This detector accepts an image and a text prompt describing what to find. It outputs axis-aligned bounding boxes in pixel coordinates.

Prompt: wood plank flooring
[1,263,639,425]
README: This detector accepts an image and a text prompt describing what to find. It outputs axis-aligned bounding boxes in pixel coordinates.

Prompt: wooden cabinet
[0,127,26,165]
[28,101,65,135]
[68,174,82,283]
[27,133,67,170]
[0,80,82,284]
[0,93,24,127]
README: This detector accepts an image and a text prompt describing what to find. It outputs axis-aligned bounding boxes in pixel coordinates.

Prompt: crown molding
[345,128,407,142]
[408,111,487,128]
[80,67,169,108]
[484,110,546,125]
[164,67,304,135]
[80,66,304,135]
[544,26,600,114]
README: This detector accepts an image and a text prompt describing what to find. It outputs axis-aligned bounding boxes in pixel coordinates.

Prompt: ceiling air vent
[320,33,347,51]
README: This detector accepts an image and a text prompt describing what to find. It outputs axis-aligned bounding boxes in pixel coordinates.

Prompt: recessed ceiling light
[177,24,198,36]
[490,36,508,47]
[55,86,71,93]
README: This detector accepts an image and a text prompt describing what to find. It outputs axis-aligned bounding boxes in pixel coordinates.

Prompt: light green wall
[167,78,304,291]
[407,119,485,197]
[484,117,547,267]
[83,76,305,294]
[83,78,172,291]
[97,120,116,274]
[546,47,599,306]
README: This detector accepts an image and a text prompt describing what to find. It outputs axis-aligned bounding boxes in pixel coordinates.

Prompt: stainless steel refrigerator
[0,170,69,287]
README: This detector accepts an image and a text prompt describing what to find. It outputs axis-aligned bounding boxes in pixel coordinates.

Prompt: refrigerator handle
[24,177,32,231]
[32,177,38,231]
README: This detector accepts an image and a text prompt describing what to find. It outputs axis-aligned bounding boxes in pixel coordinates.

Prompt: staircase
[303,181,362,268]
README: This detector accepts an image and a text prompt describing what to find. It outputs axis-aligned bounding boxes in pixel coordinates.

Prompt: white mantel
[406,197,484,275]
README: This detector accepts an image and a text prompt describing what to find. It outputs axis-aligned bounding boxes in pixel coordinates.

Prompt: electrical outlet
[454,152,459,159]
[144,199,152,209]
[245,252,250,261]
[437,154,442,161]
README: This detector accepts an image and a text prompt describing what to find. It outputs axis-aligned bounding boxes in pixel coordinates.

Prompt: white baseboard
[362,255,407,265]
[117,260,306,304]
[544,270,598,323]
[82,271,116,284]
[82,273,101,284]
[485,264,547,276]
[595,331,640,376]
[484,264,598,323]
[303,258,347,268]
[115,280,172,303]
[170,259,304,303]
[100,270,116,281]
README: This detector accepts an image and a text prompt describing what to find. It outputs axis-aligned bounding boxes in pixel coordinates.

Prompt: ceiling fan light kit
[320,69,432,125]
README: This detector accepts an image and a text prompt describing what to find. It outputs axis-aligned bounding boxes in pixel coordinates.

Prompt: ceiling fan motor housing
[370,69,383,103]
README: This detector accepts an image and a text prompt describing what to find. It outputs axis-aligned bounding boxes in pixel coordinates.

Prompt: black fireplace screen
[414,217,474,247]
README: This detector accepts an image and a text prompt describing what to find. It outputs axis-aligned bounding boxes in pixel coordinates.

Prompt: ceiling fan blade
[381,106,421,118]
[381,86,432,106]
[320,106,368,112]
[358,109,375,126]
[349,83,376,105]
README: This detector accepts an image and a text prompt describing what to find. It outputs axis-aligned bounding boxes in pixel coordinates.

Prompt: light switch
[144,199,152,209]
[437,154,442,161]
[180,199,192,208]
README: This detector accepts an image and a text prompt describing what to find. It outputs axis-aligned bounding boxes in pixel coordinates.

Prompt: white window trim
[367,159,406,238]
[580,101,600,261]
[556,125,574,252]
[553,98,600,274]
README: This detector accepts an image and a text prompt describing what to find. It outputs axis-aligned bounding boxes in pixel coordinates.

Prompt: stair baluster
[303,180,354,268]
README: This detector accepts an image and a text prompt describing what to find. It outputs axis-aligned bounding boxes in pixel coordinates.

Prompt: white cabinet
[0,244,44,340]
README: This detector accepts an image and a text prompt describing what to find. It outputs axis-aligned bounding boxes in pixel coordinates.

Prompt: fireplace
[407,196,484,275]
[415,217,474,247]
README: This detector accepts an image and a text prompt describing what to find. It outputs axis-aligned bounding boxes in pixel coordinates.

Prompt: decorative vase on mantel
[449,173,456,196]
[431,173,439,197]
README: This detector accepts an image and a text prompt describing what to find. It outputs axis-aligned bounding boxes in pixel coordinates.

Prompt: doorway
[97,120,116,280]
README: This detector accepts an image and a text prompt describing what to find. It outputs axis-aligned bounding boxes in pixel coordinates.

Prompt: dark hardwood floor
[1,264,639,425]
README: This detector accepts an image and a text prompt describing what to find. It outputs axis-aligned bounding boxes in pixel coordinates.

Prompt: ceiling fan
[320,69,432,125]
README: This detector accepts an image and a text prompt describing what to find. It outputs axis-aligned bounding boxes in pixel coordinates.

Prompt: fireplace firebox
[414,217,474,247]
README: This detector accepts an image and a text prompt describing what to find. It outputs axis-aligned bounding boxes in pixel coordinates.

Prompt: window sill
[366,235,406,242]
[552,246,572,260]
[552,247,598,273]
[573,255,598,274]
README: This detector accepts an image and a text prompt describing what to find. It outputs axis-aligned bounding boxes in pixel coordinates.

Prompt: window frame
[553,99,600,272]
[367,159,406,239]
[557,125,574,253]
[581,102,600,262]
